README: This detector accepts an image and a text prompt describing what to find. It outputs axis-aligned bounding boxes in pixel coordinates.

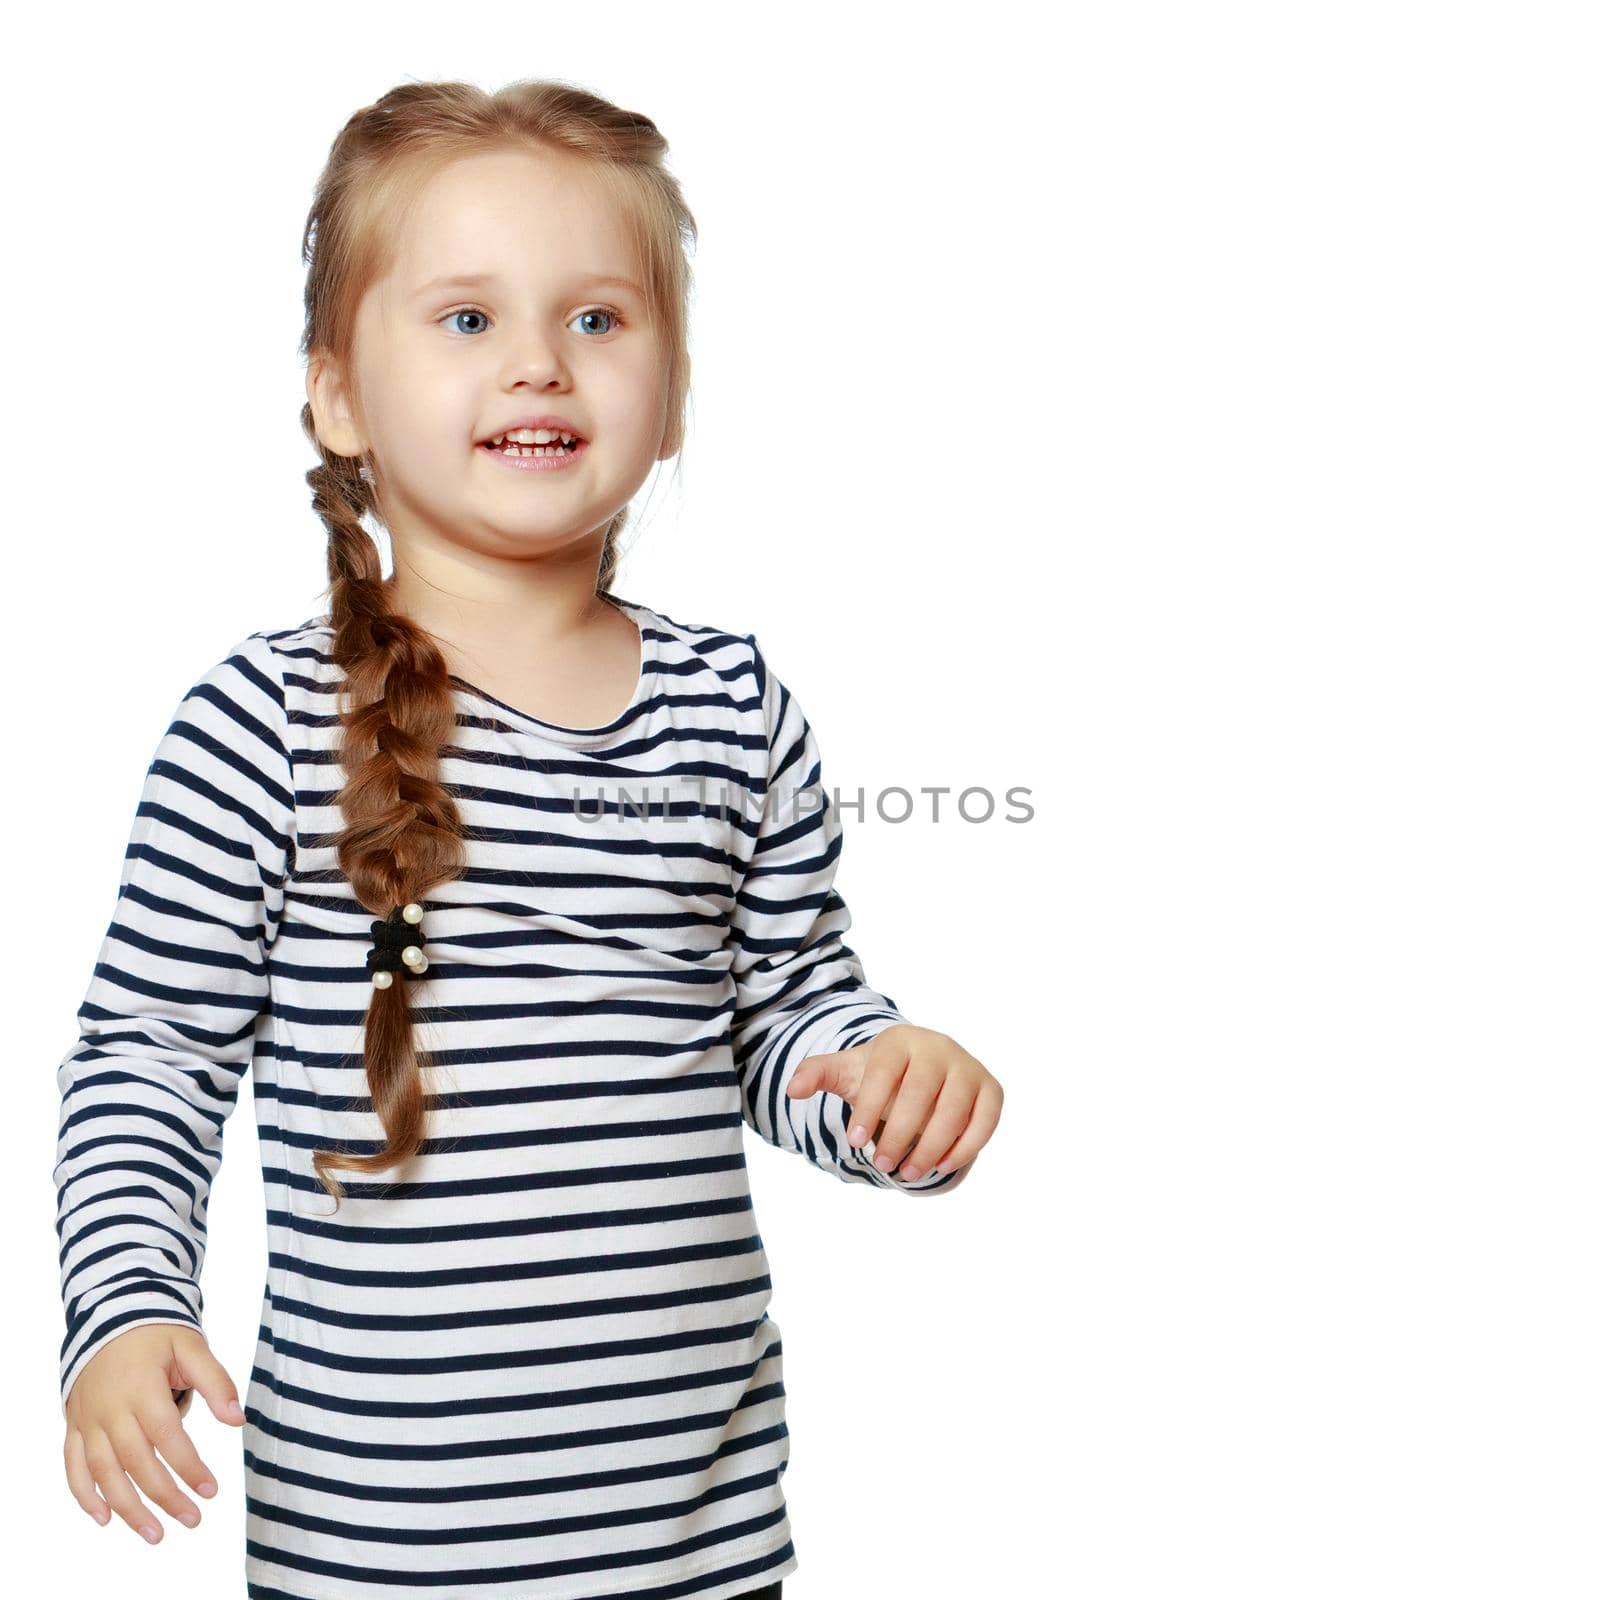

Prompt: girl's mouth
[476,436,588,472]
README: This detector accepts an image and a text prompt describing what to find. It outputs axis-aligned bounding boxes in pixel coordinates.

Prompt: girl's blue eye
[439,305,626,338]
[572,307,622,336]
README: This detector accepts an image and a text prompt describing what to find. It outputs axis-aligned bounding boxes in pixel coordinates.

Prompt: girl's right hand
[62,1324,247,1544]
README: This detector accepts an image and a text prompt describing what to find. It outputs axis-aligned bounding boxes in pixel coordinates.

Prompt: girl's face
[316,147,674,571]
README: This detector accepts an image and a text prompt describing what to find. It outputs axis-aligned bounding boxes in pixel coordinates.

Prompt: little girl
[54,77,1003,1600]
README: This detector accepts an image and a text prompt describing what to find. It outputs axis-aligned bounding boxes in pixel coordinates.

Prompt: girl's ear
[306,352,366,459]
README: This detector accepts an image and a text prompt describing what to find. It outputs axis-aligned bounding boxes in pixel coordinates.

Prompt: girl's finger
[146,1392,220,1506]
[110,1411,202,1533]
[864,1063,943,1175]
[922,1078,1004,1176]
[63,1426,112,1526]
[169,1326,246,1429]
[844,1034,912,1155]
[84,1427,163,1543]
[898,1082,977,1180]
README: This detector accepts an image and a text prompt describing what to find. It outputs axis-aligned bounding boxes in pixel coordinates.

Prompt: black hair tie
[367,902,427,988]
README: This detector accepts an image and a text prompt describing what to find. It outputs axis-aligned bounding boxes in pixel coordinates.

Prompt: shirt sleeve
[53,632,295,1416]
[728,635,970,1196]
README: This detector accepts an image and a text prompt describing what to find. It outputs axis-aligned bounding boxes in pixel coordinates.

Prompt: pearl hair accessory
[367,902,427,988]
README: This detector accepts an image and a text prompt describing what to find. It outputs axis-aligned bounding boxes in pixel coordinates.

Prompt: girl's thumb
[200,1372,249,1427]
[172,1332,247,1426]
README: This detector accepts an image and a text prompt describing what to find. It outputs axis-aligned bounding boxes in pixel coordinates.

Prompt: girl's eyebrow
[411,271,645,301]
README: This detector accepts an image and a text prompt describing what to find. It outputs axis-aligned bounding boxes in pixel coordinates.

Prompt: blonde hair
[297,78,697,1207]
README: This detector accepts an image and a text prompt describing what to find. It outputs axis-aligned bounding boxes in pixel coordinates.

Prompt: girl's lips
[476,437,589,473]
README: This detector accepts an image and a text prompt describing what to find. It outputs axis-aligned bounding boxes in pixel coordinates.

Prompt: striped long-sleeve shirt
[53,594,970,1600]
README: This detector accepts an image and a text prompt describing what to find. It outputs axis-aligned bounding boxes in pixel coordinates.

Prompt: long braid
[302,438,467,1204]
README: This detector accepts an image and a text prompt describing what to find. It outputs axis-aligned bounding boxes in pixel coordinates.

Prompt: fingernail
[142,1525,161,1543]
[900,1164,922,1181]
[848,1123,867,1147]
[196,1480,217,1497]
[228,1400,246,1419]
[178,1508,200,1528]
[872,1151,893,1172]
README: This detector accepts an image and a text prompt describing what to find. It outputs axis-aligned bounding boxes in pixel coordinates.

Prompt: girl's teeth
[491,428,575,446]
[484,426,582,459]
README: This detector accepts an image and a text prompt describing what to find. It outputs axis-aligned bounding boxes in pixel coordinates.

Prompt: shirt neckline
[445,592,659,749]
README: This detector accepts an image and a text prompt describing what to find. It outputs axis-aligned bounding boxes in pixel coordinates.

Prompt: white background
[10,2,1597,1595]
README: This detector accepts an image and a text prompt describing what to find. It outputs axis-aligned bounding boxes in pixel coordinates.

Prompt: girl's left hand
[787,1023,1002,1181]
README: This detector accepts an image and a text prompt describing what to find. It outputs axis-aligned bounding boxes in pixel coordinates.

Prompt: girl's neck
[381,565,618,661]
